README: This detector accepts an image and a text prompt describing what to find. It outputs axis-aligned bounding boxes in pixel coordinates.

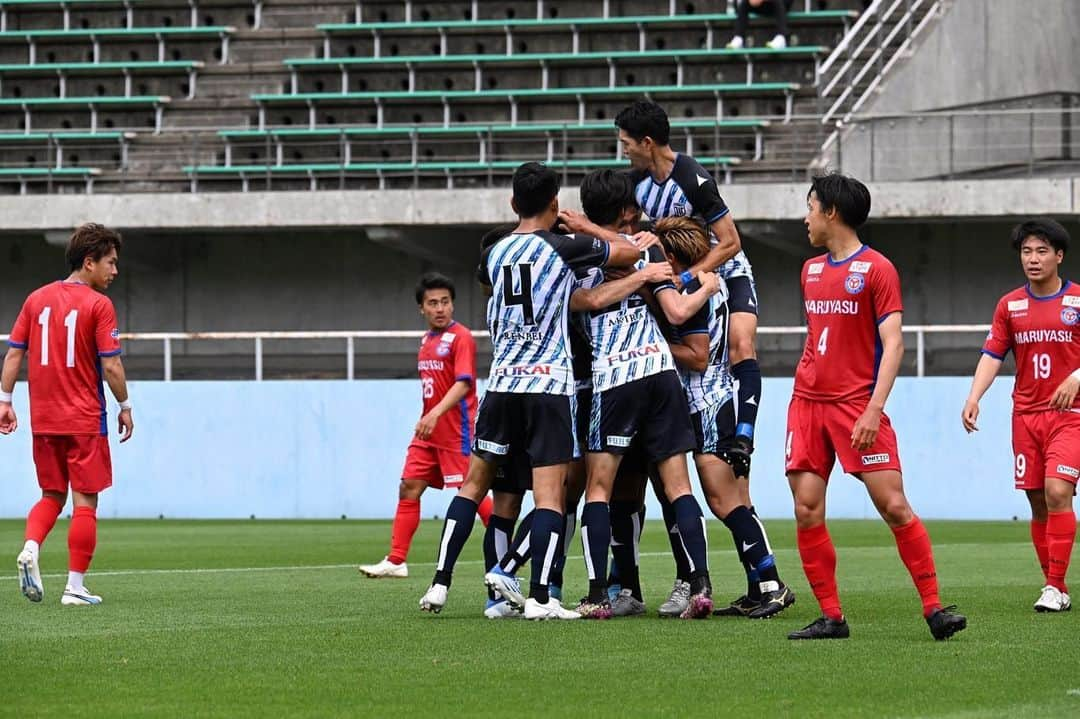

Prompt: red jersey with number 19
[794,245,904,403]
[416,321,477,455]
[982,282,1080,414]
[8,281,122,436]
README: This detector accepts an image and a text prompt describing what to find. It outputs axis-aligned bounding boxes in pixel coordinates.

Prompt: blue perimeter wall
[0,378,1028,520]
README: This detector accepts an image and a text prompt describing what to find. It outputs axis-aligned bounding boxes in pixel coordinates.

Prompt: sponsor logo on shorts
[476,439,509,455]
[606,435,633,448]
[1062,307,1080,326]
[845,273,866,295]
[1063,295,1080,308]
[807,262,825,275]
[1056,464,1080,479]
[443,474,464,484]
[850,261,873,273]
[861,453,891,466]
[1008,299,1029,312]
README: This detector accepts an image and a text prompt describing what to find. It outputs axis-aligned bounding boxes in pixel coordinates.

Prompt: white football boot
[61,585,102,606]
[523,597,581,620]
[17,549,43,603]
[359,557,408,578]
[419,583,448,613]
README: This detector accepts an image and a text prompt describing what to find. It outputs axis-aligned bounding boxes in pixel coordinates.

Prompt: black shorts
[587,370,695,462]
[492,451,532,496]
[691,399,736,456]
[727,275,758,316]
[473,391,577,468]
[575,384,592,451]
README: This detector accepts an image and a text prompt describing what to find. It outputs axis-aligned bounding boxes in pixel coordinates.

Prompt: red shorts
[1011,411,1080,490]
[785,396,902,479]
[401,442,470,489]
[32,434,113,494]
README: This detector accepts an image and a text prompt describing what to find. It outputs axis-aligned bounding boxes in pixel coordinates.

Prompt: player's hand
[631,231,660,250]
[698,271,721,295]
[557,208,592,234]
[1049,374,1080,411]
[118,408,134,443]
[641,262,673,283]
[0,403,17,435]
[961,399,980,433]
[414,412,438,441]
[851,404,882,451]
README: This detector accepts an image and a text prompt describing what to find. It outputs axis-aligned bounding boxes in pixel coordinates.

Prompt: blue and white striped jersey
[675,277,734,412]
[632,153,753,280]
[479,230,609,395]
[576,246,677,393]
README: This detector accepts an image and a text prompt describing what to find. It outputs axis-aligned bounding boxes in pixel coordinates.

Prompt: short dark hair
[614,100,671,146]
[415,272,455,304]
[580,169,636,227]
[512,162,560,218]
[481,223,516,251]
[808,173,872,229]
[1011,217,1070,255]
[66,222,122,272]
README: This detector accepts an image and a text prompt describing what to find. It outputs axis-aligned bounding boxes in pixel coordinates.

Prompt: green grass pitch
[1,517,1079,717]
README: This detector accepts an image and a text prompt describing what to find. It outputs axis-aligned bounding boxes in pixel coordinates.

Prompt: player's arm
[557,210,651,266]
[654,272,721,326]
[100,355,133,442]
[0,346,25,434]
[669,331,709,373]
[569,261,672,312]
[961,353,1004,432]
[1049,366,1080,411]
[683,214,741,280]
[415,380,471,441]
[851,312,904,451]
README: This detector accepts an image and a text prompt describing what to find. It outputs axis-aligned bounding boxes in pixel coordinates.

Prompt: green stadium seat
[0,95,171,132]
[0,165,99,194]
[0,1,262,33]
[0,129,134,167]
[0,60,204,99]
[0,26,236,64]
[285,45,828,95]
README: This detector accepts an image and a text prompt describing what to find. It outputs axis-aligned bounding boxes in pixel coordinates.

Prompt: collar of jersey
[61,279,88,286]
[427,321,456,337]
[648,152,681,185]
[826,243,869,267]
[1025,280,1071,301]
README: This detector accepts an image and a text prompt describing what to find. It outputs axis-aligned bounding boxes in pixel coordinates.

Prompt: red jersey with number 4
[8,281,122,436]
[416,321,477,454]
[982,282,1080,414]
[794,245,904,403]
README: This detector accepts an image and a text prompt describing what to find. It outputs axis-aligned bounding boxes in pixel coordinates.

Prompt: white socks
[23,540,39,560]
[67,571,85,591]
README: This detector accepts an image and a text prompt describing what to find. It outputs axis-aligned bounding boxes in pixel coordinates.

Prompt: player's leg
[547,457,586,601]
[1035,414,1080,612]
[61,435,111,606]
[1014,413,1050,587]
[578,451,620,618]
[727,279,762,462]
[786,470,849,639]
[1028,489,1050,583]
[652,473,693,617]
[360,477,427,578]
[483,489,523,619]
[19,436,70,602]
[609,458,647,617]
[484,458,533,610]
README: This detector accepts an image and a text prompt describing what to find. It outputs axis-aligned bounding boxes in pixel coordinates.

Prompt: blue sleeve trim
[876,310,899,325]
[7,340,27,349]
[981,349,1006,360]
[706,208,730,223]
[599,239,611,266]
[97,349,122,357]
[652,283,676,294]
[455,374,473,384]
[678,329,710,337]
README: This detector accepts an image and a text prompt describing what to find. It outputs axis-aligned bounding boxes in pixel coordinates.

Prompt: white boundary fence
[3,325,992,381]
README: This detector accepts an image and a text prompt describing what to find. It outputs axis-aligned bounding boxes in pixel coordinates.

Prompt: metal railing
[1,324,992,381]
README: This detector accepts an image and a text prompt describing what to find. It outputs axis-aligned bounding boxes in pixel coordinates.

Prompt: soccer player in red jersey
[359,273,492,578]
[962,218,1080,612]
[785,174,967,640]
[1,223,133,606]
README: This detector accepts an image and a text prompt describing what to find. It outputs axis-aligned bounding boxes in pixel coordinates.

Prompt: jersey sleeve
[93,298,122,357]
[870,261,904,324]
[644,245,676,294]
[675,280,710,336]
[7,299,30,349]
[551,232,609,271]
[453,328,477,385]
[679,159,730,224]
[981,298,1012,359]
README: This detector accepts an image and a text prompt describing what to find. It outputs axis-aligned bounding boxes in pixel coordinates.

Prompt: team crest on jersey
[1061,307,1079,326]
[110,328,120,339]
[671,201,688,217]
[844,273,866,295]
[1063,295,1080,308]
[436,343,451,356]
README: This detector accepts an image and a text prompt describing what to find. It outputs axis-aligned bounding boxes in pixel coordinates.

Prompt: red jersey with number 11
[8,281,122,436]
[794,245,904,403]
[416,321,477,455]
[982,281,1080,414]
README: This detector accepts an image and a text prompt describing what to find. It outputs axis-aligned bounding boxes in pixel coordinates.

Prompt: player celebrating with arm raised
[962,218,1080,612]
[360,273,493,579]
[785,174,967,641]
[1,223,133,607]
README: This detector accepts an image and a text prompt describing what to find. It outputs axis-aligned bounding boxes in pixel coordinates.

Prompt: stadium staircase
[0,0,937,194]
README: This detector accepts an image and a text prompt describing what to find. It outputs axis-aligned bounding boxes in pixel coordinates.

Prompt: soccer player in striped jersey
[963,218,1080,612]
[359,273,493,580]
[616,100,762,473]
[786,174,966,640]
[655,216,795,620]
[419,162,641,620]
[565,170,721,620]
[1,223,133,606]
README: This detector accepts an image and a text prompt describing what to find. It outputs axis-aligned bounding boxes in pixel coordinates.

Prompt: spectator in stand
[727,0,794,50]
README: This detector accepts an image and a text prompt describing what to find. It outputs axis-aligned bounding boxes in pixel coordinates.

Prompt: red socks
[1031,519,1050,582]
[796,523,842,621]
[1046,510,1077,594]
[476,495,493,528]
[388,498,421,565]
[891,516,941,617]
[68,506,97,573]
[25,496,64,545]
